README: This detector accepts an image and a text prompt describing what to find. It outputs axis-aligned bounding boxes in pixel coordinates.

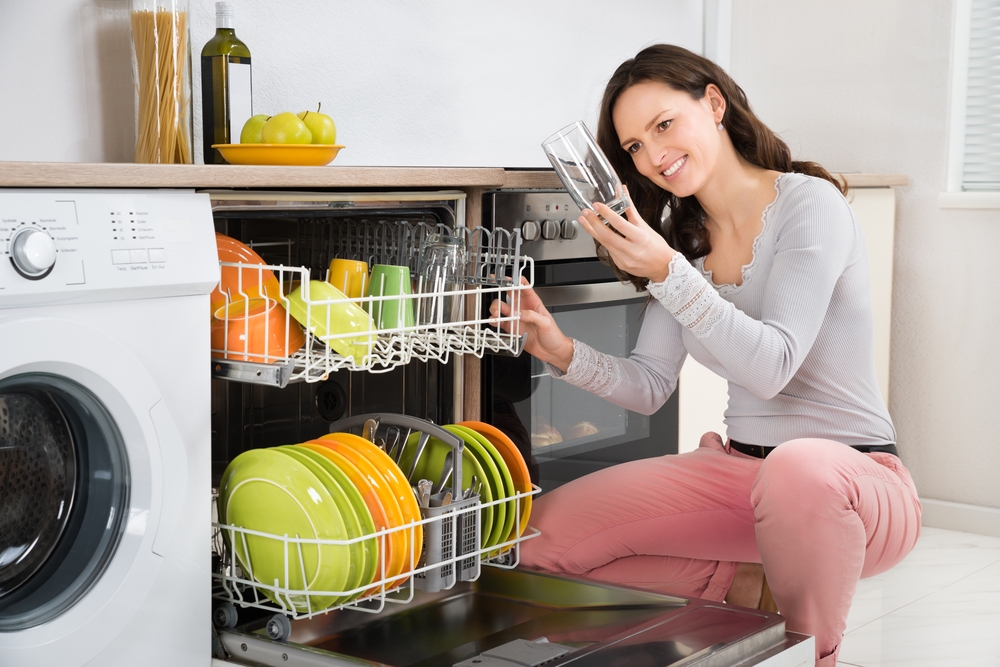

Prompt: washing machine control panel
[0,190,218,306]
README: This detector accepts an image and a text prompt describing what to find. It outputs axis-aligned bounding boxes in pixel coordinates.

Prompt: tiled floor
[837,526,1000,666]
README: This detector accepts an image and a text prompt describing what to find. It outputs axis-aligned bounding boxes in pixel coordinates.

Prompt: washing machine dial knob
[10,227,56,279]
[521,220,541,242]
[541,219,561,240]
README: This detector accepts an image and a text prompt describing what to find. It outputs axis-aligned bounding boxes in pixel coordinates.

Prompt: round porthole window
[0,374,129,631]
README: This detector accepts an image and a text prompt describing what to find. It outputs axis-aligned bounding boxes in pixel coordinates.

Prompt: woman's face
[612,80,725,198]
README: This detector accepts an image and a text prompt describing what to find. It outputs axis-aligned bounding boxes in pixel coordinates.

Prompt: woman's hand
[579,188,676,283]
[490,277,575,373]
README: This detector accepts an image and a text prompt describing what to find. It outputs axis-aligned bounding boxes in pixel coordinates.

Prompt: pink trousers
[520,433,922,666]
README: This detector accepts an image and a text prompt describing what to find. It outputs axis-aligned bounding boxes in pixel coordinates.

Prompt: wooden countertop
[0,161,907,189]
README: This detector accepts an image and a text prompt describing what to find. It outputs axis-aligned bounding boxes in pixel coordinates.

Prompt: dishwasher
[204,189,813,667]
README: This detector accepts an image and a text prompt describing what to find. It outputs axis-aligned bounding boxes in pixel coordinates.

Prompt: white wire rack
[210,226,531,386]
[211,485,541,622]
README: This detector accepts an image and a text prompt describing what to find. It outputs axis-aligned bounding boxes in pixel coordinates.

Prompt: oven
[481,190,678,493]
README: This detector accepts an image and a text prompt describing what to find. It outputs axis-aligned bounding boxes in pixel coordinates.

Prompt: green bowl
[283,280,376,363]
[219,449,351,613]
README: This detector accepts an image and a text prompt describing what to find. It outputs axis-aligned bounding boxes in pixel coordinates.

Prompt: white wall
[729,0,1000,511]
[0,0,703,166]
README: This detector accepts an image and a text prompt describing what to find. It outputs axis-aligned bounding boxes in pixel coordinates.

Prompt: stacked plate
[217,432,423,613]
[217,421,533,613]
[397,421,533,551]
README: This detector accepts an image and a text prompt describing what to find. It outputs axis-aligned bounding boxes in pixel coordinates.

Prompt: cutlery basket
[414,495,480,592]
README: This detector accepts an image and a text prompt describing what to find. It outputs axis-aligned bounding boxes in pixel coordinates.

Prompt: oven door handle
[535,281,646,307]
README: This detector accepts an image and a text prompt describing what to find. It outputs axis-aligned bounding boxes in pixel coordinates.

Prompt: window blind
[963,0,1000,191]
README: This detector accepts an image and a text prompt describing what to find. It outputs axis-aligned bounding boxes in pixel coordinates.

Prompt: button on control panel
[489,191,593,262]
[540,219,561,241]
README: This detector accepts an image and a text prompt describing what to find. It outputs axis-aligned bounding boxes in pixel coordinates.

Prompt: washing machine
[0,189,218,666]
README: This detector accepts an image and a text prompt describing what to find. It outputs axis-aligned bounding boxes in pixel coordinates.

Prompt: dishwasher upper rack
[210,225,531,386]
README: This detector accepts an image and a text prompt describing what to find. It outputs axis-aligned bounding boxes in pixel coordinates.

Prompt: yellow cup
[327,258,369,301]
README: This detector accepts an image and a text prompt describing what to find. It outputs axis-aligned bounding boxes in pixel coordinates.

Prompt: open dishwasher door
[214,568,813,667]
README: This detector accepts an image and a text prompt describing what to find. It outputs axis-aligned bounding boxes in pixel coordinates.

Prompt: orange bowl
[212,143,344,166]
[212,233,283,316]
[210,297,305,363]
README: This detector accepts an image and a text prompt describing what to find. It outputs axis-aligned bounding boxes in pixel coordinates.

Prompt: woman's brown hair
[595,44,846,292]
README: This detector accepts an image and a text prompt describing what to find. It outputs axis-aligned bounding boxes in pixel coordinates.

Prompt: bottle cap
[215,1,235,29]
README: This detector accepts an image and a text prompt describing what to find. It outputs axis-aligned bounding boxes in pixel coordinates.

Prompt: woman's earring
[717,122,724,131]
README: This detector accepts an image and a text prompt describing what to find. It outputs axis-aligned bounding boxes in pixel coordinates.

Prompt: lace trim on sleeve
[648,254,727,339]
[546,340,622,398]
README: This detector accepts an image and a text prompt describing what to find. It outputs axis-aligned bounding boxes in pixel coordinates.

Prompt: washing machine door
[0,374,129,629]
[0,317,179,665]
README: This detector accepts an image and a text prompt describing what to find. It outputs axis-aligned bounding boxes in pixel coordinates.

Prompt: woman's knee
[750,439,854,511]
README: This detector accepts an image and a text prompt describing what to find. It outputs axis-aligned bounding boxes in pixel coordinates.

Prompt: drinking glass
[542,120,629,215]
[417,234,466,326]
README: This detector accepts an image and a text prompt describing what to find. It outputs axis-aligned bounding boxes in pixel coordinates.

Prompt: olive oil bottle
[201,1,252,164]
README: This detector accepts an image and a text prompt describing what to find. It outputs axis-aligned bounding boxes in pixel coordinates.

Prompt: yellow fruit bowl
[212,143,345,166]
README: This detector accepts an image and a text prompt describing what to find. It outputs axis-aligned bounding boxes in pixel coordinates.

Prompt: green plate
[277,447,369,606]
[448,424,517,550]
[287,445,378,601]
[442,425,508,549]
[220,449,350,613]
[398,432,494,549]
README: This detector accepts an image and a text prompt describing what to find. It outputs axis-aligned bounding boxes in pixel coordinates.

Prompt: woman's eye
[627,142,641,154]
[658,119,672,131]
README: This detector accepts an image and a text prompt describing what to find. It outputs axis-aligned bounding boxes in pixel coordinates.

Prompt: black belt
[729,440,898,459]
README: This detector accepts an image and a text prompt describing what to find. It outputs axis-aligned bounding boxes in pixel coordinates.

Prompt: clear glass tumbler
[542,120,629,215]
[417,234,467,326]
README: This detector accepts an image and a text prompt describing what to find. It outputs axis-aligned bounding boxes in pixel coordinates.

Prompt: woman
[492,45,922,666]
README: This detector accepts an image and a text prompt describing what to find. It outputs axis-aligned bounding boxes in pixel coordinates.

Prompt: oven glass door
[486,286,678,494]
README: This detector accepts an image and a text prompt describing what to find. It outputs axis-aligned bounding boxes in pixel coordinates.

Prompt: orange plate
[212,143,344,166]
[296,443,405,594]
[319,433,423,570]
[459,421,533,541]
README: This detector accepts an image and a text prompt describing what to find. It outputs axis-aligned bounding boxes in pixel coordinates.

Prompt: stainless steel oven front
[481,190,678,493]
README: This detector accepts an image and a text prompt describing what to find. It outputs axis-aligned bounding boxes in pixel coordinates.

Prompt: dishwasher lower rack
[212,485,542,639]
[211,225,531,386]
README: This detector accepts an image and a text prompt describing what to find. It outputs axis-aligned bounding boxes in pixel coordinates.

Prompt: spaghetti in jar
[129,0,192,164]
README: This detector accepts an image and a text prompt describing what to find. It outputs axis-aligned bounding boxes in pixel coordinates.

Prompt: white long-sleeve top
[549,172,896,448]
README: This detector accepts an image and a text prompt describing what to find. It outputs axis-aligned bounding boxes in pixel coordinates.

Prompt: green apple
[239,114,270,144]
[261,112,312,144]
[297,103,337,145]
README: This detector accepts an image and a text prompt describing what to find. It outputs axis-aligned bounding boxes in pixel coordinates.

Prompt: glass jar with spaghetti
[129,0,193,164]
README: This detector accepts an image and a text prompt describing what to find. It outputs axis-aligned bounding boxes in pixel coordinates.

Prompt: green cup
[367,264,415,331]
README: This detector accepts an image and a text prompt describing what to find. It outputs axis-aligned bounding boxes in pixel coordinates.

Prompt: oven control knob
[541,219,560,241]
[521,220,541,242]
[9,227,56,279]
[561,219,579,240]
